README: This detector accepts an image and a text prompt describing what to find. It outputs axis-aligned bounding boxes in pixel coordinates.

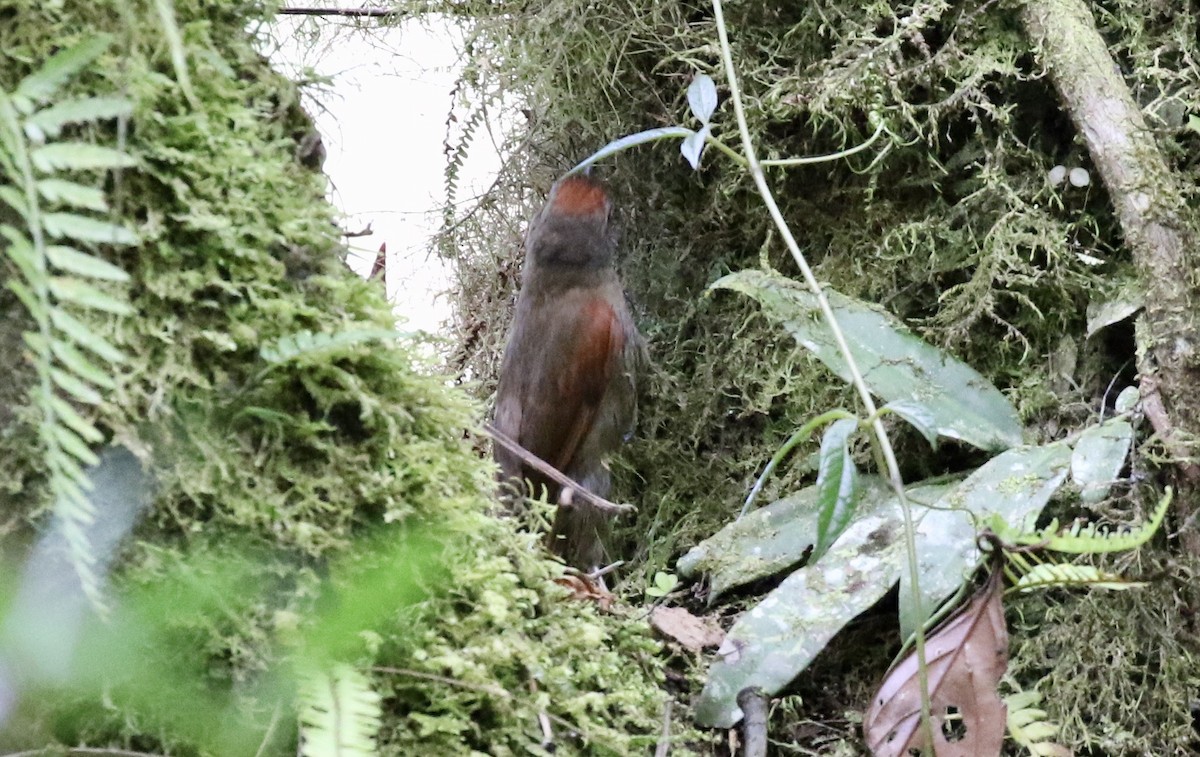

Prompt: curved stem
[759,121,885,167]
[710,0,934,747]
[739,408,854,519]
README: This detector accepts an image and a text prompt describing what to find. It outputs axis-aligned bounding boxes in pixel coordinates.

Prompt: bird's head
[525,175,617,269]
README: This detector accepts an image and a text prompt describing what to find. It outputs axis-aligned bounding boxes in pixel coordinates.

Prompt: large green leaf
[693,480,958,728]
[711,269,1022,451]
[1070,418,1132,504]
[678,476,897,599]
[898,441,1072,639]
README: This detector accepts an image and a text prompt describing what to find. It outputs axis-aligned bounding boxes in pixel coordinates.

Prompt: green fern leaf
[38,180,109,212]
[1013,562,1141,592]
[31,142,137,173]
[0,185,29,218]
[47,244,130,280]
[1,225,38,280]
[6,278,43,318]
[49,395,104,443]
[50,308,126,362]
[15,36,114,105]
[1006,688,1071,757]
[50,367,102,404]
[51,340,117,389]
[48,277,134,314]
[260,329,407,364]
[52,424,100,466]
[26,96,132,139]
[42,212,138,245]
[298,664,382,757]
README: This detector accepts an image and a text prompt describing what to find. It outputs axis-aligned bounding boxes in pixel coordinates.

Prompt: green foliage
[0,34,136,609]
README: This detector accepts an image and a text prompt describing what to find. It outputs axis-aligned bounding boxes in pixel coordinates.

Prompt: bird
[493,174,642,572]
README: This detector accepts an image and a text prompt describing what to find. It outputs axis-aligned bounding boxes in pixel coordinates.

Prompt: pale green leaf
[299,664,382,757]
[1070,419,1132,503]
[42,213,138,246]
[38,179,108,212]
[50,308,126,362]
[693,480,959,728]
[52,339,117,389]
[1115,386,1139,413]
[7,278,43,318]
[0,184,30,219]
[50,395,104,443]
[711,269,1023,451]
[47,244,129,281]
[31,143,137,173]
[51,367,102,404]
[16,35,113,103]
[899,442,1072,639]
[52,424,100,466]
[1,225,39,282]
[49,276,133,315]
[26,97,132,138]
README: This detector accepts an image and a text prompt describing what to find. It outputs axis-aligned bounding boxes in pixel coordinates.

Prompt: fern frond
[0,34,137,609]
[990,487,1171,555]
[260,328,408,364]
[1006,688,1071,756]
[1008,559,1141,593]
[298,664,382,757]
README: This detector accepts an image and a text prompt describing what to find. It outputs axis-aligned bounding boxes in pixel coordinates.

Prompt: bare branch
[484,423,636,516]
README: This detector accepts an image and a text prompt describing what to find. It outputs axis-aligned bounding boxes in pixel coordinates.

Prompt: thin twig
[588,560,625,579]
[484,423,636,516]
[709,0,934,746]
[372,666,512,699]
[654,698,674,757]
[277,6,400,17]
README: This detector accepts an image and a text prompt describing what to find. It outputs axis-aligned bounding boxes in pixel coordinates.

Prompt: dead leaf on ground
[553,574,614,610]
[864,566,1009,757]
[649,606,726,651]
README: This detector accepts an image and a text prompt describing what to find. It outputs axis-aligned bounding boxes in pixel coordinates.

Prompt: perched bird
[493,175,642,571]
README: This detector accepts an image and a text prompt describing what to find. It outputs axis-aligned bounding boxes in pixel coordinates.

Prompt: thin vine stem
[709,0,936,748]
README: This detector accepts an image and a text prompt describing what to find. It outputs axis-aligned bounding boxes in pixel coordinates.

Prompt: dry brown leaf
[553,574,614,610]
[864,567,1009,756]
[649,606,726,651]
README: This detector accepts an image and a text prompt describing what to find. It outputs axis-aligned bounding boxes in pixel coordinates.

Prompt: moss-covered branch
[1021,0,1200,548]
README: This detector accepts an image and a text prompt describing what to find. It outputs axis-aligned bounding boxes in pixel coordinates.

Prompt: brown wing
[520,297,624,485]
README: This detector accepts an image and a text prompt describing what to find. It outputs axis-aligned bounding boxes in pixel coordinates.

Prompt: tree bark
[1021,0,1200,553]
